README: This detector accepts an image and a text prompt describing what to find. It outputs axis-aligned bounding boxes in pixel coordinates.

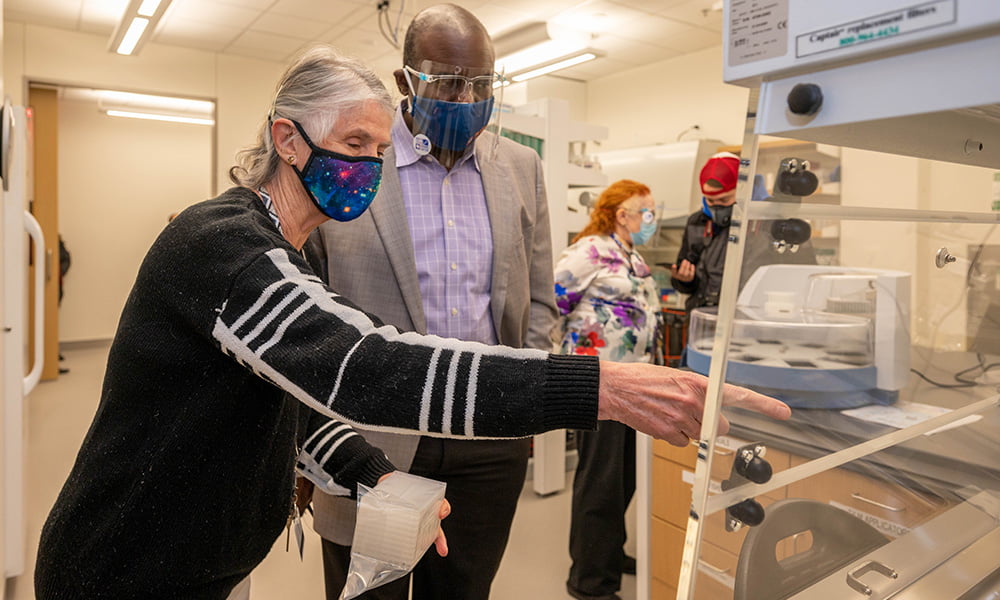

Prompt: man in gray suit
[306,5,556,599]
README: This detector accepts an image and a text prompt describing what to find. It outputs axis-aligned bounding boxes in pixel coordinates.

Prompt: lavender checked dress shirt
[393,113,498,345]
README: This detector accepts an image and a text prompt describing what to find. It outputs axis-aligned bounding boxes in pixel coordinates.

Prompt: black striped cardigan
[35,187,599,599]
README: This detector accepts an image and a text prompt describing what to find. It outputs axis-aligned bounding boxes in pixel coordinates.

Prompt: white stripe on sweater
[318,426,359,468]
[214,249,547,436]
[300,420,360,470]
[230,278,289,333]
[303,419,348,450]
[442,351,461,435]
[420,347,442,432]
[255,296,314,356]
[464,353,480,436]
[328,337,363,411]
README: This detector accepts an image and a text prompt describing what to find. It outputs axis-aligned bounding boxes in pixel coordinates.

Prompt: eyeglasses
[404,66,503,100]
[623,208,656,224]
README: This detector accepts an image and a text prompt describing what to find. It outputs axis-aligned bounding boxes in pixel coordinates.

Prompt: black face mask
[709,204,733,227]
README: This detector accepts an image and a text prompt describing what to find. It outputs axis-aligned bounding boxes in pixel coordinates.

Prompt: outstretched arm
[597,361,791,446]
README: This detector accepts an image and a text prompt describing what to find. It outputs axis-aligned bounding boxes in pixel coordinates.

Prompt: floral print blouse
[554,233,661,363]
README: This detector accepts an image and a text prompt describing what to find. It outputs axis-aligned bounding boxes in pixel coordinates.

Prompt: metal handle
[846,560,898,596]
[791,531,808,554]
[851,492,905,513]
[24,210,45,394]
[700,560,730,575]
[1,96,13,191]
[714,446,735,456]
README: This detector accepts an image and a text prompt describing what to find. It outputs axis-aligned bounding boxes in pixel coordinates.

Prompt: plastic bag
[339,472,447,600]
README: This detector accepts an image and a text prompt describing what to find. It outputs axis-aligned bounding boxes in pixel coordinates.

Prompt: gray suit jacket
[310,131,558,543]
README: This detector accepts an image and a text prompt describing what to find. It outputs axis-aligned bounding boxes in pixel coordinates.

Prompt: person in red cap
[670,152,741,312]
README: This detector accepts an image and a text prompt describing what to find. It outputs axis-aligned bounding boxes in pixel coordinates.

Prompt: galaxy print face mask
[290,120,383,222]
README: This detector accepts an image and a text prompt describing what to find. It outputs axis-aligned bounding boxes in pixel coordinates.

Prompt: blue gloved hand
[751,174,771,202]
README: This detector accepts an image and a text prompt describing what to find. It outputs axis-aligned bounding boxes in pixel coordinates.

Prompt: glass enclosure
[672,107,1000,599]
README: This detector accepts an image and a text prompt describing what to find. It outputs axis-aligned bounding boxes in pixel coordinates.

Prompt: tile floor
[6,341,637,599]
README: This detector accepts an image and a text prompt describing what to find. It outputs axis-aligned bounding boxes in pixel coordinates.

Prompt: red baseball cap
[699,152,740,198]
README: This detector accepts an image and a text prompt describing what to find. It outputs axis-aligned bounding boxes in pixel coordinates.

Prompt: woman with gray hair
[34,45,787,599]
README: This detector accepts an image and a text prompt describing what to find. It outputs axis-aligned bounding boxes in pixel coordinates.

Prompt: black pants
[322,436,531,600]
[567,421,636,596]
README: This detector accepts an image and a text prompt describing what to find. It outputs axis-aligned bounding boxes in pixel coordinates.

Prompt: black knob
[729,499,766,527]
[787,83,823,115]
[736,455,773,484]
[776,169,819,197]
[770,219,812,245]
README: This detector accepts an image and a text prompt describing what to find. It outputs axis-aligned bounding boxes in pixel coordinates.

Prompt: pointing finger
[721,383,791,420]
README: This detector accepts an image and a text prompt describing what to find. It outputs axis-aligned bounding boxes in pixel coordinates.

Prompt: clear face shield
[401,59,505,159]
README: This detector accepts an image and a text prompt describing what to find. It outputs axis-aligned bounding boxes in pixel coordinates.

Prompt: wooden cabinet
[786,456,953,539]
[649,436,790,599]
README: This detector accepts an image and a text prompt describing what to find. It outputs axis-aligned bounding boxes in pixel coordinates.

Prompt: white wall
[57,100,212,342]
[3,22,286,341]
[508,77,588,122]
[587,45,749,151]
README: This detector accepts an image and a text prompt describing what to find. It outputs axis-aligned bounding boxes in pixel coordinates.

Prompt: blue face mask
[631,221,657,246]
[291,120,382,222]
[409,95,494,152]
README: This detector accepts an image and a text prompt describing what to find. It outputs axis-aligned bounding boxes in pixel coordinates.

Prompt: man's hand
[670,259,696,283]
[596,361,791,446]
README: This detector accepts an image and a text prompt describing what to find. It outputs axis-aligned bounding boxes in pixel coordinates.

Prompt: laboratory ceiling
[4,0,724,81]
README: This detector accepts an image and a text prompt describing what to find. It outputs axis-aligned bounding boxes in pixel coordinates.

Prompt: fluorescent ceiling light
[137,0,162,17]
[108,0,172,56]
[116,18,149,55]
[498,39,588,75]
[105,110,214,126]
[96,90,215,115]
[511,52,598,82]
[493,21,598,81]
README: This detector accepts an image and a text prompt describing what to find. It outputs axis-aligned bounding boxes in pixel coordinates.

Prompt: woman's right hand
[596,361,791,446]
[433,499,451,557]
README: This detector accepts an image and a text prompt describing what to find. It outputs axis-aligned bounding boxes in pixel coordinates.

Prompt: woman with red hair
[554,179,661,600]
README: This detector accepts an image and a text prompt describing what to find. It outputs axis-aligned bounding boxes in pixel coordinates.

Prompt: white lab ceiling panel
[164,0,260,30]
[3,0,725,82]
[467,4,530,36]
[214,0,275,9]
[552,0,649,33]
[5,0,81,30]
[79,0,130,32]
[270,0,375,24]
[153,18,241,53]
[622,14,720,54]
[227,30,309,62]
[251,12,336,40]
[660,0,724,32]
[484,0,580,17]
[592,33,683,67]
[331,25,395,61]
[609,0,691,12]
